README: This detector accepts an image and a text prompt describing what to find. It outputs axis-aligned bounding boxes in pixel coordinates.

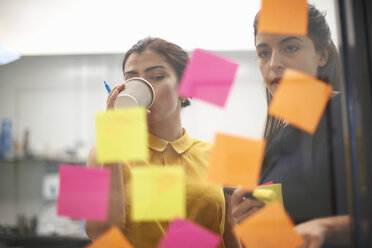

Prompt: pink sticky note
[158,218,221,248]
[259,181,274,186]
[178,49,239,107]
[57,164,111,221]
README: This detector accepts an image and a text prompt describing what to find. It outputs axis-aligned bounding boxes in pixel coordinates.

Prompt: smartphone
[223,186,255,199]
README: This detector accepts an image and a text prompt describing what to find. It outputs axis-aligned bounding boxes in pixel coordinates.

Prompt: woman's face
[123,49,181,123]
[255,33,328,95]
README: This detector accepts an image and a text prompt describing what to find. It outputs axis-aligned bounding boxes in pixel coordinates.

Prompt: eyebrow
[279,36,303,44]
[256,36,303,48]
[124,65,168,76]
[145,65,167,72]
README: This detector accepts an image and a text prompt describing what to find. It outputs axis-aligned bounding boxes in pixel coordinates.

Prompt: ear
[317,47,330,67]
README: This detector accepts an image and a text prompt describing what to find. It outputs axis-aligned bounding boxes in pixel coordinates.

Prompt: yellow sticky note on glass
[258,0,308,35]
[95,108,148,163]
[268,69,333,134]
[205,133,266,191]
[256,183,283,205]
[131,166,185,221]
[234,201,304,248]
[86,226,133,248]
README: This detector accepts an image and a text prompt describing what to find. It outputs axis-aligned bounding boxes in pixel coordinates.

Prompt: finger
[107,89,119,109]
[236,206,262,223]
[106,85,119,106]
[107,85,120,98]
[232,198,264,220]
[308,238,323,248]
[231,187,249,206]
[106,83,125,105]
[116,83,126,92]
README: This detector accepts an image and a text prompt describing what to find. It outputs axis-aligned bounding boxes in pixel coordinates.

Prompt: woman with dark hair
[85,37,240,248]
[231,4,349,247]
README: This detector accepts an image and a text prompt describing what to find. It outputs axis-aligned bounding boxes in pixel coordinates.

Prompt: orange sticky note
[86,226,133,248]
[205,133,266,191]
[268,69,333,134]
[258,0,308,35]
[234,201,304,248]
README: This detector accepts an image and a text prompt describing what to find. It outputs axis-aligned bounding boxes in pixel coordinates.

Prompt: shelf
[0,158,86,165]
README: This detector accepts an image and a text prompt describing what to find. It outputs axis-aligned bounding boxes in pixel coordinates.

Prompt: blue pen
[104,81,111,94]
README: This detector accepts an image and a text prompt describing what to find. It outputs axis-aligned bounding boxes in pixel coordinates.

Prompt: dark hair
[122,37,191,108]
[254,4,342,144]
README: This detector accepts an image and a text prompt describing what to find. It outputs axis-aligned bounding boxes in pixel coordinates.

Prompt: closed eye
[150,75,164,81]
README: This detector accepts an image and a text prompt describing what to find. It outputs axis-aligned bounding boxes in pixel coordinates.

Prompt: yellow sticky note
[131,166,185,221]
[86,226,133,248]
[234,201,304,248]
[258,0,308,35]
[95,108,148,163]
[205,133,266,191]
[268,69,333,134]
[253,189,276,203]
[256,183,283,205]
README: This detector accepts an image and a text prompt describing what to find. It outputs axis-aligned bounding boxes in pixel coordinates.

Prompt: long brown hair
[122,37,191,107]
[254,4,342,145]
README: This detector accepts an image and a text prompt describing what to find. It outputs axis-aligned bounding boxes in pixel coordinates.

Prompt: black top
[260,94,348,224]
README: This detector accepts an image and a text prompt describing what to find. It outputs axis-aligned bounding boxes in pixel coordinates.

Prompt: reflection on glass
[0,1,353,248]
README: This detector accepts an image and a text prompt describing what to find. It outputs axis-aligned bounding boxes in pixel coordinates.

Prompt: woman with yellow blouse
[85,37,240,248]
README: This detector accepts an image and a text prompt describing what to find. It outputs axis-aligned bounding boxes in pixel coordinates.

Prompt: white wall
[0,51,266,161]
[0,0,338,55]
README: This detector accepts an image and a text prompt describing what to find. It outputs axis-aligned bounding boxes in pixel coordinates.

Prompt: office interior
[0,0,371,247]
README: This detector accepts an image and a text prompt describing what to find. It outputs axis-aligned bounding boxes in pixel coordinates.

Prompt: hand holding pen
[104,81,126,110]
[230,186,266,224]
[103,80,152,114]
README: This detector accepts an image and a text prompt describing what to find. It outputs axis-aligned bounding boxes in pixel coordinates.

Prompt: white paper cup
[114,77,155,109]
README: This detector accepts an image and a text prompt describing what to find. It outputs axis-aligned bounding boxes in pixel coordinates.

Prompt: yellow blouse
[117,129,225,248]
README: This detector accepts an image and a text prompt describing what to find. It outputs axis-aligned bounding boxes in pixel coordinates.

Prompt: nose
[269,51,284,73]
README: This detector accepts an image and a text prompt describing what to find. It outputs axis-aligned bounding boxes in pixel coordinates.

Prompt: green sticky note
[256,183,283,205]
[131,166,185,221]
[95,108,148,163]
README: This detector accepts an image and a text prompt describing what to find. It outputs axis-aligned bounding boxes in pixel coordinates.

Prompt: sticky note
[256,183,283,205]
[95,108,148,163]
[86,227,133,248]
[258,0,308,35]
[268,69,333,134]
[253,189,276,203]
[205,133,266,191]
[158,218,221,248]
[178,49,239,107]
[234,201,304,248]
[57,164,111,221]
[131,166,185,221]
[260,181,274,186]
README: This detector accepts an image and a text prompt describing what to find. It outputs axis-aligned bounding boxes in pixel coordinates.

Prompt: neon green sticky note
[253,189,276,204]
[95,108,148,163]
[131,166,185,221]
[256,183,283,205]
